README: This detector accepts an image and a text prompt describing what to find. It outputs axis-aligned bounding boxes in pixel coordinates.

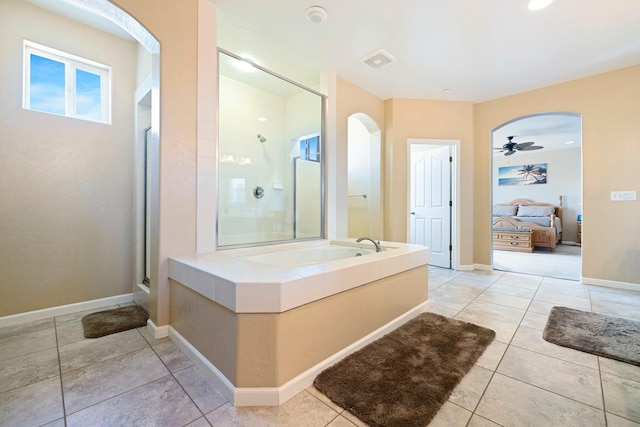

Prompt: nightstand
[493,229,534,253]
[576,221,582,247]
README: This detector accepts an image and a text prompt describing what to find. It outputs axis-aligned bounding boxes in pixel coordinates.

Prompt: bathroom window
[299,134,320,162]
[23,41,111,124]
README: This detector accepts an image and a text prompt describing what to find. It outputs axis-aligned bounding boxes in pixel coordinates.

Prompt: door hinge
[449,245,453,251]
[449,200,453,207]
[449,156,453,162]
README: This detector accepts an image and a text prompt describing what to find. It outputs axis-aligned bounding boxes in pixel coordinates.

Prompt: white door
[410,145,452,268]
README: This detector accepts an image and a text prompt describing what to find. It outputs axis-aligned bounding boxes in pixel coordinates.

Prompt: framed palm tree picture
[498,163,547,186]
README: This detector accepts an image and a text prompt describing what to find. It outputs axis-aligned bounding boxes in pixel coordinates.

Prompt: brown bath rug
[543,306,640,366]
[82,305,149,338]
[313,312,496,427]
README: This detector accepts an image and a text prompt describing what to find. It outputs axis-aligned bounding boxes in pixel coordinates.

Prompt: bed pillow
[493,205,518,216]
[517,205,555,217]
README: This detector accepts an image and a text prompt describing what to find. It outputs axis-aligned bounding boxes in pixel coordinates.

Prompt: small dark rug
[313,312,495,427]
[543,306,640,366]
[82,305,149,338]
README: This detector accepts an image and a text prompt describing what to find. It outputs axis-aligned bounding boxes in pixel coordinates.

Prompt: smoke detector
[361,49,395,69]
[305,6,328,23]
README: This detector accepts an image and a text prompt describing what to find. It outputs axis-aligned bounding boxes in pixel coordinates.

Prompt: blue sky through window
[29,54,65,115]
[28,51,104,121]
[300,135,320,162]
[75,69,101,120]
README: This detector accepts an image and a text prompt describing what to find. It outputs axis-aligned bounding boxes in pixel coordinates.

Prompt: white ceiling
[214,0,640,102]
[492,113,582,155]
[25,0,630,155]
[28,0,640,103]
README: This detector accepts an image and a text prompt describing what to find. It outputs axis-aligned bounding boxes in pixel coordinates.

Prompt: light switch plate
[611,191,637,201]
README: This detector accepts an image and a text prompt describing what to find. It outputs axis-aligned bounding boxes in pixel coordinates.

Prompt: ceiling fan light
[528,0,553,11]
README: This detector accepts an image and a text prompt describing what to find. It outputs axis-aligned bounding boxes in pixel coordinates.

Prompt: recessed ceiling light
[305,6,327,23]
[528,0,553,11]
[257,117,268,122]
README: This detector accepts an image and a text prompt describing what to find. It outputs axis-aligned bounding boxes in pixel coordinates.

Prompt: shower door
[217,50,325,248]
[294,158,322,238]
[143,125,152,284]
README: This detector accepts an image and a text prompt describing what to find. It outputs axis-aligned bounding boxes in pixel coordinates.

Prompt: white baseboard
[473,264,493,271]
[147,319,169,339]
[169,327,240,404]
[581,277,640,293]
[0,293,133,328]
[457,264,477,271]
[169,300,430,406]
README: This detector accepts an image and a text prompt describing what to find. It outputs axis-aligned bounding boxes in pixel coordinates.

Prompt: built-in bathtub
[246,245,373,269]
[167,239,430,406]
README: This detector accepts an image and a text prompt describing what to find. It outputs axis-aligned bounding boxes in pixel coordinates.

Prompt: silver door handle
[410,212,415,215]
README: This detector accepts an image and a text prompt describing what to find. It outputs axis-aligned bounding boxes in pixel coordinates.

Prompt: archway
[347,113,382,239]
[491,112,582,280]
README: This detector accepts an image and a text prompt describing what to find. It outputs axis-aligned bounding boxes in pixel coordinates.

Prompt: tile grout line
[428,272,503,423]
[591,286,610,427]
[460,273,616,422]
[58,323,197,422]
[144,328,218,426]
[53,317,69,427]
[305,389,345,427]
[469,274,611,424]
[459,274,542,425]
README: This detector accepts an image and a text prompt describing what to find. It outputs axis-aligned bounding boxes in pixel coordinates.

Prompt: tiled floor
[1,268,640,426]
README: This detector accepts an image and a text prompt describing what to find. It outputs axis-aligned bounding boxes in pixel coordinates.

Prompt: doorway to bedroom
[491,113,582,281]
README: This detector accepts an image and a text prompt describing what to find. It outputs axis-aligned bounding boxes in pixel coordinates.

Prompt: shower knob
[253,186,265,199]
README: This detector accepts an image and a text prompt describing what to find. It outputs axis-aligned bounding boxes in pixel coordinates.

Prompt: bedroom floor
[1,267,639,426]
[493,243,581,281]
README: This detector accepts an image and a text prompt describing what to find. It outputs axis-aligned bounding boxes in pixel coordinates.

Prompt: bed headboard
[498,196,563,222]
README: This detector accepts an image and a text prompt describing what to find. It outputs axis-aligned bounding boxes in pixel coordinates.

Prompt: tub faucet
[356,237,382,252]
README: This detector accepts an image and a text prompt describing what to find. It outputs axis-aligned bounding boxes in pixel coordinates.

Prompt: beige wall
[0,0,137,316]
[474,65,640,284]
[384,99,475,266]
[0,0,204,323]
[170,266,428,387]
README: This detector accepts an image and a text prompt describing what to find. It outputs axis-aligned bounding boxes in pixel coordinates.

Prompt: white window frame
[298,133,321,162]
[23,40,111,124]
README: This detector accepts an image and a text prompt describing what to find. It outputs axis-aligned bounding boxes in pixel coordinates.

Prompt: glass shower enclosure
[217,50,325,247]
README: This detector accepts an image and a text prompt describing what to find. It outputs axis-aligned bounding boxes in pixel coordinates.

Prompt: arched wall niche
[347,112,383,240]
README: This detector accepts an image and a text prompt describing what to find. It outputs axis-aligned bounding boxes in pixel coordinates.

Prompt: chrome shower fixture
[257,134,266,143]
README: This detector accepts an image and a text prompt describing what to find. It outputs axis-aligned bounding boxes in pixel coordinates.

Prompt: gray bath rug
[313,312,495,427]
[543,306,640,366]
[82,305,149,338]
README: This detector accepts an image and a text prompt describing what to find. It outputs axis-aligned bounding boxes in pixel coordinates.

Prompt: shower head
[257,134,266,143]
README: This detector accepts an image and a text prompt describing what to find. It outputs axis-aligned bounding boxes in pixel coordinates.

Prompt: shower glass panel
[217,50,324,247]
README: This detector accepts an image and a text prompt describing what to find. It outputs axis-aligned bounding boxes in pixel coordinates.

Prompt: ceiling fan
[494,136,544,156]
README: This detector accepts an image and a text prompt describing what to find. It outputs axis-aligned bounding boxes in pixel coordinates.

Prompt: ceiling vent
[361,49,395,69]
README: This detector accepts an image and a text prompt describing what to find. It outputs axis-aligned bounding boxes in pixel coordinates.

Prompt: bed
[492,197,563,252]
